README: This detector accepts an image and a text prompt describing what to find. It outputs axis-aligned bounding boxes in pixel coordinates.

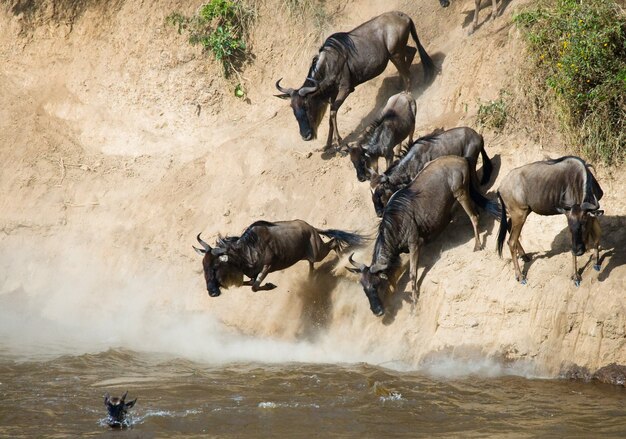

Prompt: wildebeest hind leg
[390,52,412,91]
[455,189,482,251]
[508,212,528,284]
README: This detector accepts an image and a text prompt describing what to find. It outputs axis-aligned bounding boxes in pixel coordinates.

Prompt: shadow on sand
[514,214,626,285]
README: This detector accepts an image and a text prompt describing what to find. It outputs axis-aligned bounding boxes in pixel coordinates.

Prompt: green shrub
[166,0,256,76]
[514,0,626,163]
[477,90,510,131]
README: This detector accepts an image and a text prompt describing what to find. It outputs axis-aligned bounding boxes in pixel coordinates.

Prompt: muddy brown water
[0,348,625,438]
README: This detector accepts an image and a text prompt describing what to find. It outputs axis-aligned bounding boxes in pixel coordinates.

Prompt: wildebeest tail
[468,180,501,219]
[479,141,493,185]
[496,192,508,257]
[409,18,435,81]
[319,229,367,252]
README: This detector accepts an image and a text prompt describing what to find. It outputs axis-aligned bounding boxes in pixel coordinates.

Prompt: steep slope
[0,0,624,376]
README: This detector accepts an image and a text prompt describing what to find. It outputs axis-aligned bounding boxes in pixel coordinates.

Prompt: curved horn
[275,78,294,96]
[197,233,211,252]
[121,391,128,403]
[211,247,226,256]
[348,253,367,271]
[370,263,388,274]
[298,77,319,96]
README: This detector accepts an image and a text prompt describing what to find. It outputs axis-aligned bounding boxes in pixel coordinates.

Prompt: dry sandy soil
[0,0,624,377]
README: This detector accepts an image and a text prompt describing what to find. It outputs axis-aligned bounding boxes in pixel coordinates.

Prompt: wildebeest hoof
[593,264,601,272]
[473,244,483,252]
[516,276,527,285]
[573,279,581,287]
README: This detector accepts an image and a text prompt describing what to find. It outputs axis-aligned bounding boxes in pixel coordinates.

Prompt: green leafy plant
[514,0,626,163]
[166,0,256,76]
[477,90,510,131]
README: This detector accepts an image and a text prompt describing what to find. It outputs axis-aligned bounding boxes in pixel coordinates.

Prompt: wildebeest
[104,391,136,428]
[275,11,435,150]
[370,126,492,217]
[438,0,499,34]
[349,92,416,182]
[194,220,366,296]
[496,156,604,286]
[347,156,500,316]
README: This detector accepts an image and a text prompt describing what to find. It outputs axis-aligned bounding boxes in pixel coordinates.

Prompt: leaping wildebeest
[347,156,500,316]
[194,220,366,296]
[496,156,604,287]
[349,91,416,182]
[438,0,499,34]
[275,11,435,150]
[370,126,492,217]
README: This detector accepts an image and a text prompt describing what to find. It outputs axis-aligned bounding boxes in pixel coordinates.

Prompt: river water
[1,347,625,438]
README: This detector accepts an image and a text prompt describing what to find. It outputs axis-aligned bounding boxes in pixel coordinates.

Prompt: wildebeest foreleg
[571,253,582,287]
[408,240,421,306]
[455,188,482,251]
[325,89,351,150]
[251,265,277,291]
[588,216,602,271]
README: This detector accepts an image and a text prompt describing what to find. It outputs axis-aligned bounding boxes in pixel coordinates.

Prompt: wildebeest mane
[373,186,416,265]
[319,32,357,58]
[217,220,277,249]
[384,128,445,175]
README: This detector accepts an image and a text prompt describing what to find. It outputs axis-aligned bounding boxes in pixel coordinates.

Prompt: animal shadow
[461,0,514,33]
[293,259,340,338]
[521,214,626,283]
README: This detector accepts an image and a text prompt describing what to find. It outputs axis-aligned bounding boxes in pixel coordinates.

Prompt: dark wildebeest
[496,156,604,287]
[194,220,366,296]
[438,0,499,34]
[104,392,136,429]
[370,126,492,217]
[347,156,500,316]
[275,11,435,150]
[349,92,416,182]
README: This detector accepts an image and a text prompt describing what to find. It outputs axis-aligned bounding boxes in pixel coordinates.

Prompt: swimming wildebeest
[496,156,604,286]
[438,0,499,34]
[347,156,500,316]
[370,126,492,217]
[275,11,435,150]
[349,92,416,182]
[104,391,136,428]
[194,220,366,296]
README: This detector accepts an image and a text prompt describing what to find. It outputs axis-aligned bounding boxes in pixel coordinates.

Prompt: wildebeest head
[275,76,327,141]
[557,203,604,256]
[193,234,242,297]
[349,144,375,182]
[346,254,388,317]
[439,0,451,7]
[104,391,136,428]
[370,176,394,217]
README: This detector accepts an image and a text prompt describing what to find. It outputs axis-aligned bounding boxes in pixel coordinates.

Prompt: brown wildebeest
[496,156,604,286]
[104,392,136,428]
[349,92,416,182]
[370,126,492,217]
[439,0,499,34]
[347,156,500,316]
[275,11,435,150]
[193,220,366,296]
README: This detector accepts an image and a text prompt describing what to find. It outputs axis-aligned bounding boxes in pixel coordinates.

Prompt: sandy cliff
[0,0,624,378]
